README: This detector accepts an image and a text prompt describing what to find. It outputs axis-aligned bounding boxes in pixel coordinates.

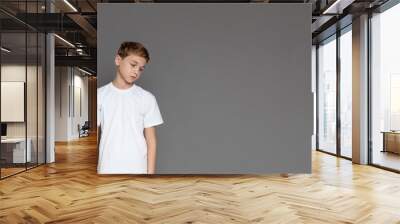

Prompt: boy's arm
[144,127,157,174]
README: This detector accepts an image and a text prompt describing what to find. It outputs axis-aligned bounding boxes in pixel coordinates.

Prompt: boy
[97,41,163,174]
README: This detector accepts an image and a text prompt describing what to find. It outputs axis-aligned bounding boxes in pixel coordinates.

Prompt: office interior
[0,0,97,179]
[0,0,399,222]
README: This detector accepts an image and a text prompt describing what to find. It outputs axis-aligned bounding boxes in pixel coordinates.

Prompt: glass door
[339,26,352,158]
[317,35,337,155]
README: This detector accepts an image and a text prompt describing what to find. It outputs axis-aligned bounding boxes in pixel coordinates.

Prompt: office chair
[79,121,90,138]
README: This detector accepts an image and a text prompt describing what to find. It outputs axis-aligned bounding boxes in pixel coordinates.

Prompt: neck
[112,74,133,90]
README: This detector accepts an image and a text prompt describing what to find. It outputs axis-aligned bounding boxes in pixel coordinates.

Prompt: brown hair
[117,41,150,62]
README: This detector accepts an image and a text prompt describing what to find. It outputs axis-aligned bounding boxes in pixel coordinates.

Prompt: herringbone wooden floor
[1,134,400,224]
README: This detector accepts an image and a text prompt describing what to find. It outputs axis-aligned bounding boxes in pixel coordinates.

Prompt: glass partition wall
[317,0,400,173]
[316,26,353,159]
[0,1,46,179]
[370,2,400,172]
[339,26,352,159]
[317,35,337,155]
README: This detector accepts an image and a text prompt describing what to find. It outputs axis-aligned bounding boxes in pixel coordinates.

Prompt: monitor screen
[1,123,7,137]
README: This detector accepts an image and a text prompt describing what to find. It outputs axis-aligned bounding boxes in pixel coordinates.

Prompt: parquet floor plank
[0,135,399,223]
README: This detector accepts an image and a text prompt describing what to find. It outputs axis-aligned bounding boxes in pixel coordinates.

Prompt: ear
[115,55,121,66]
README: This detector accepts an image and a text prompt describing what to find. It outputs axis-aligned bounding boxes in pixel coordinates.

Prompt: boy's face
[115,53,147,84]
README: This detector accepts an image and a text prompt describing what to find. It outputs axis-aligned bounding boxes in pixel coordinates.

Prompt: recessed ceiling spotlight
[1,47,11,53]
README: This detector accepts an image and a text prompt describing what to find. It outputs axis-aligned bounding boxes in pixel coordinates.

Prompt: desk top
[381,131,400,134]
[1,138,29,143]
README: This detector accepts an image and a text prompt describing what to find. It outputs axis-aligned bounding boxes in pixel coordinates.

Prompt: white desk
[1,138,32,163]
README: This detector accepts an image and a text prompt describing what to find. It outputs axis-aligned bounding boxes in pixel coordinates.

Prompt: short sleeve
[144,95,164,128]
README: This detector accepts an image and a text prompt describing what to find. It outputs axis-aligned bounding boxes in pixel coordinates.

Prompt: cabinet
[382,131,400,154]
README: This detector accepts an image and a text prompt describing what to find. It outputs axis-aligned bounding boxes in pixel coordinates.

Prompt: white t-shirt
[97,82,163,174]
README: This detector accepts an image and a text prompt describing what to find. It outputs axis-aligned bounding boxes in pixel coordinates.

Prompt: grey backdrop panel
[98,3,312,174]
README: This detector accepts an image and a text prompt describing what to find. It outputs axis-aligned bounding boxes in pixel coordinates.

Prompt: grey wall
[98,3,312,174]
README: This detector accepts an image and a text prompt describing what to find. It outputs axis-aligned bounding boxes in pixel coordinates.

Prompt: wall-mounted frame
[1,81,25,122]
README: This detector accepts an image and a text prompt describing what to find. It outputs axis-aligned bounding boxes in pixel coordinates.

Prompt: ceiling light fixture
[78,67,92,76]
[322,0,343,14]
[54,34,75,48]
[63,0,78,12]
[322,0,355,15]
[1,47,11,53]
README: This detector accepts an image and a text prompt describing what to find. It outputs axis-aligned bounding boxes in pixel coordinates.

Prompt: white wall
[71,70,89,139]
[1,65,40,138]
[55,67,89,141]
[55,67,69,141]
